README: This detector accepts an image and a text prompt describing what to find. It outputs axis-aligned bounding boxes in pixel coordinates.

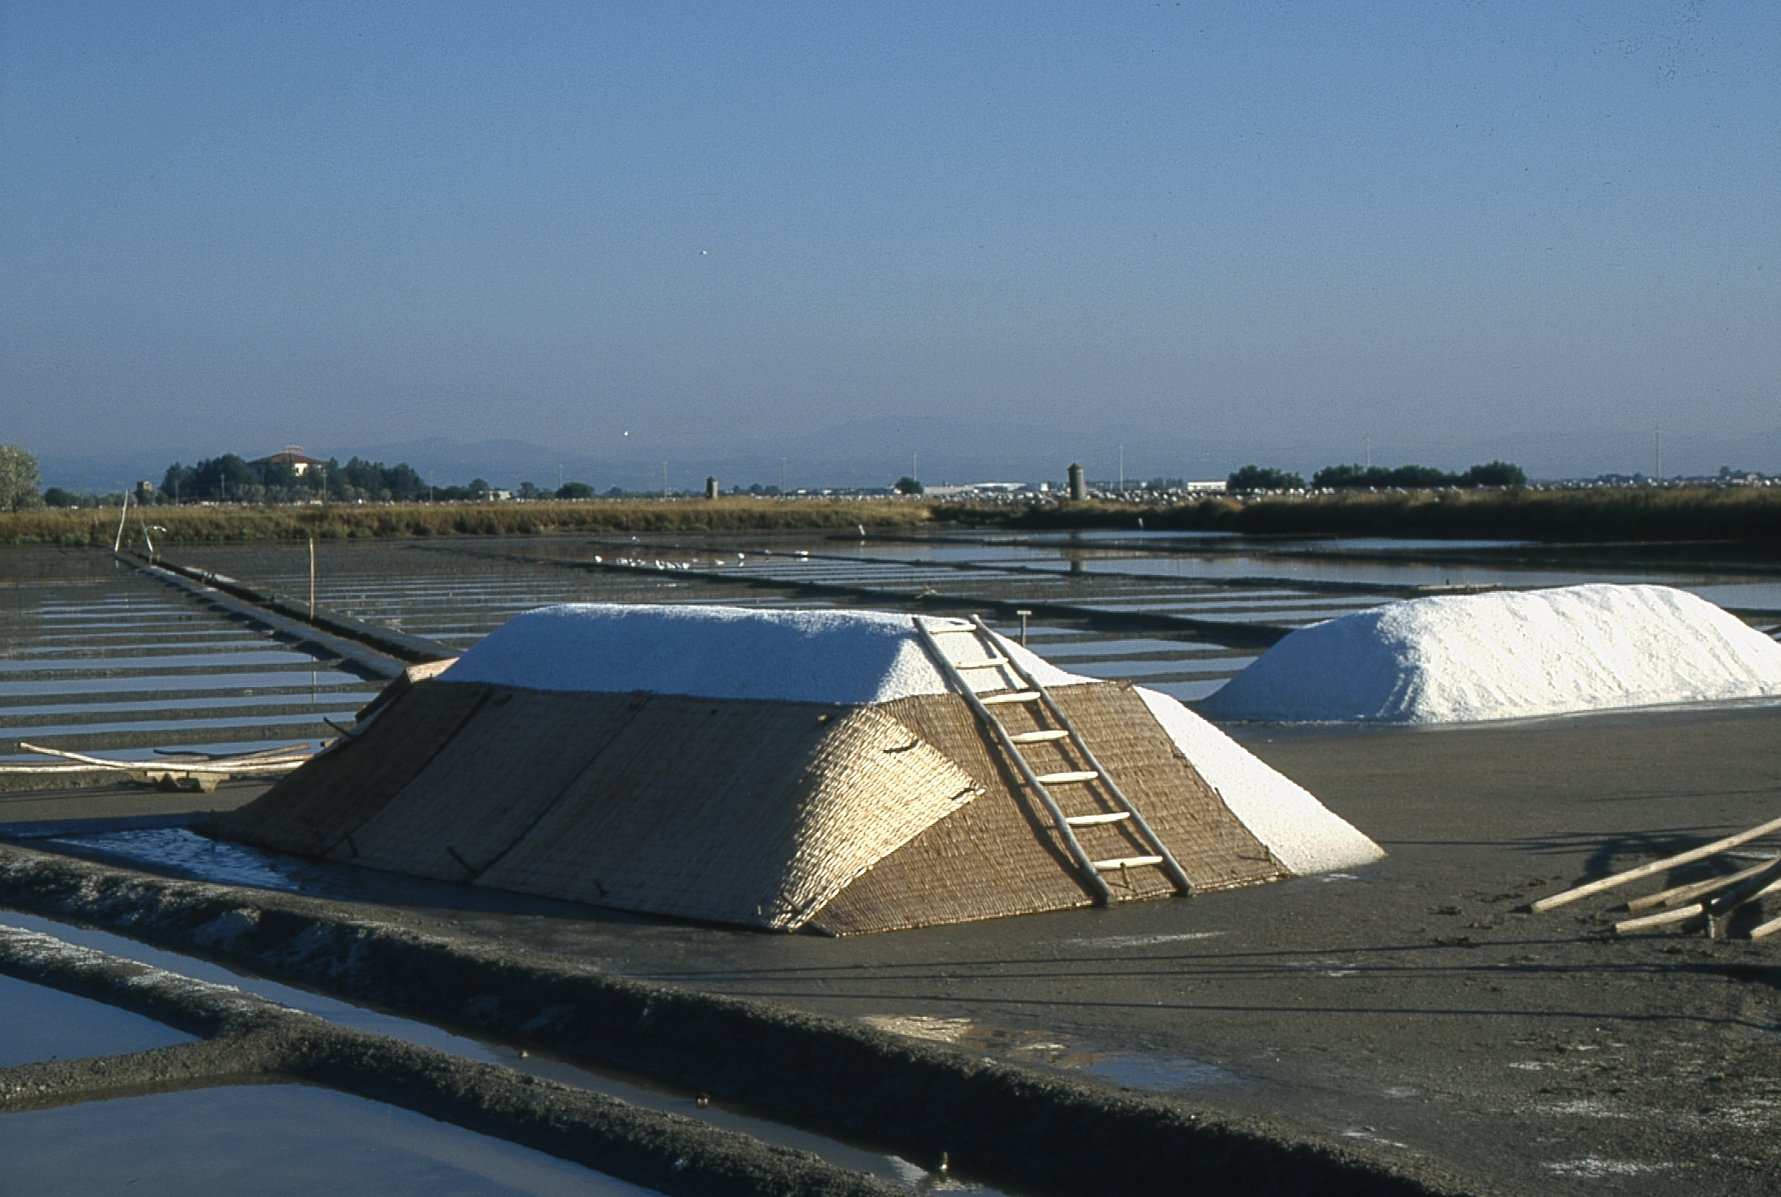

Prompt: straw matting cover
[323,689,646,881]
[213,681,488,857]
[475,696,978,929]
[810,684,1284,934]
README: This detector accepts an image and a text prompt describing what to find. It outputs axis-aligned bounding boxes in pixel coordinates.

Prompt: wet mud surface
[0,925,906,1196]
[7,702,1779,1193]
[0,842,1470,1196]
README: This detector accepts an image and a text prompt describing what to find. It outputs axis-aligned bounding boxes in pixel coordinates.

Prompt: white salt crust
[1205,584,1781,725]
[1134,687,1385,874]
[439,604,1088,704]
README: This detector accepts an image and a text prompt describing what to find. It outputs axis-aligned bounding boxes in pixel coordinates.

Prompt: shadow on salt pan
[0,1085,659,1196]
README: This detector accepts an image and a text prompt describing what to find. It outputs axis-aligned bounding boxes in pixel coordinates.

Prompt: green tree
[555,481,594,499]
[893,475,924,495]
[1461,461,1527,487]
[42,486,80,508]
[1226,464,1305,491]
[0,444,43,510]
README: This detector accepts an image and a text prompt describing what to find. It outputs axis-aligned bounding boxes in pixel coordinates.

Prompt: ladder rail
[969,616,1194,896]
[913,618,1113,905]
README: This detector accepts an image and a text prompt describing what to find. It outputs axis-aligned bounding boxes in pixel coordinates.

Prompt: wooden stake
[1615,905,1707,934]
[1624,855,1778,912]
[1749,912,1781,941]
[1705,857,1781,917]
[113,491,129,553]
[16,742,312,775]
[1531,814,1781,912]
[1614,866,1781,936]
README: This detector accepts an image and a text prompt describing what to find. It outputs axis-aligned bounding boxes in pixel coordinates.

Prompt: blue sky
[3,2,1777,483]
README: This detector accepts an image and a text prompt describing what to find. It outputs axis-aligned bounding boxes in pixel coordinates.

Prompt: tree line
[148,454,430,504]
[1226,460,1527,492]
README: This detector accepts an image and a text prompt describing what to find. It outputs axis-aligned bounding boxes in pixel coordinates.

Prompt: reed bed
[8,485,1779,547]
[942,486,1781,543]
[0,497,935,546]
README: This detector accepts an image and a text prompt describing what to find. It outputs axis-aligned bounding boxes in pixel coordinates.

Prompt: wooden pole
[1623,855,1777,912]
[1530,814,1781,912]
[1749,911,1781,941]
[1614,863,1781,936]
[308,534,317,621]
[113,491,129,553]
[1705,856,1781,917]
[17,741,312,775]
[1614,905,1707,935]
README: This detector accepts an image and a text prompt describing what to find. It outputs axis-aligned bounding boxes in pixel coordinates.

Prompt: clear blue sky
[3,1,1777,481]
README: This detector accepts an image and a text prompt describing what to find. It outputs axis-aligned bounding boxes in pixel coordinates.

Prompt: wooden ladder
[914,615,1193,905]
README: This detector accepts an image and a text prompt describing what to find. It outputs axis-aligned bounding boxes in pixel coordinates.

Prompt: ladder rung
[955,656,1011,669]
[1008,729,1069,744]
[1066,811,1132,827]
[980,690,1042,705]
[1034,770,1100,785]
[1093,855,1164,870]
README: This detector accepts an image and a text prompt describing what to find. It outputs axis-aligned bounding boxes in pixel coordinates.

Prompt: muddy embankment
[0,844,1479,1197]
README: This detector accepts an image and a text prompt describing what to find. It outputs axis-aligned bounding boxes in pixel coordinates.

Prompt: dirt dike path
[0,845,1472,1197]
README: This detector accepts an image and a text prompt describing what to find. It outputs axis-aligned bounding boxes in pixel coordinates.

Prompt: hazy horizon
[5,4,1778,483]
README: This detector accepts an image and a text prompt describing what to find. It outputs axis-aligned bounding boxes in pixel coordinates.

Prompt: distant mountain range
[34,419,1781,493]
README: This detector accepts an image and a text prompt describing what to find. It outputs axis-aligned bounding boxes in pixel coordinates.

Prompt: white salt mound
[441,603,1384,874]
[1204,584,1781,725]
[439,603,1087,704]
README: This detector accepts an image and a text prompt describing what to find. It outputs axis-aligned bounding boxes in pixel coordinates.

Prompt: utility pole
[1654,426,1663,481]
[779,457,787,493]
[661,461,669,495]
[1364,435,1372,470]
[912,451,919,484]
[1118,444,1125,490]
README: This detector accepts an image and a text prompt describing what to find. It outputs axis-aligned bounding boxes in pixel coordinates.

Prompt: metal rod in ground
[1624,855,1778,913]
[1531,814,1781,912]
